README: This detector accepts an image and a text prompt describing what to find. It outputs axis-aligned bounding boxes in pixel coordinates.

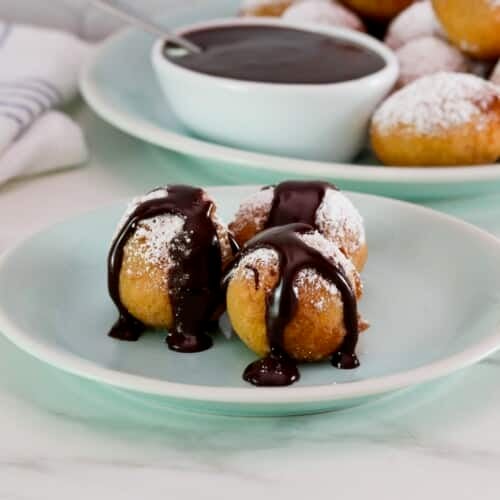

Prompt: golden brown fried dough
[226,232,365,362]
[239,0,295,17]
[338,0,413,20]
[116,191,233,328]
[432,0,500,59]
[229,185,367,271]
[371,72,500,167]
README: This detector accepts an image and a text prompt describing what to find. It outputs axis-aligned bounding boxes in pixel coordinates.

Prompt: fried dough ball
[395,37,470,89]
[116,189,233,328]
[229,183,367,271]
[337,0,413,21]
[239,0,297,16]
[432,0,500,59]
[226,230,365,362]
[385,1,445,50]
[283,0,365,31]
[371,72,500,166]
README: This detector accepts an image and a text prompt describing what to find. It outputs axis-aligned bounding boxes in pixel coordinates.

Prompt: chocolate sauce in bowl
[107,185,223,353]
[166,25,386,84]
[264,180,337,229]
[223,223,360,387]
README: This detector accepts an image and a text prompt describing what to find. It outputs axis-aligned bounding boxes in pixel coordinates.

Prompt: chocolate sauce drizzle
[224,223,360,387]
[107,185,223,353]
[264,180,337,230]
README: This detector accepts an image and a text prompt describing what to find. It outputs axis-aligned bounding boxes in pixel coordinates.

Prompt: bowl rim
[151,17,399,91]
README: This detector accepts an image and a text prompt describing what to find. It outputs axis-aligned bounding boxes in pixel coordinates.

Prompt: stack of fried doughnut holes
[238,0,500,167]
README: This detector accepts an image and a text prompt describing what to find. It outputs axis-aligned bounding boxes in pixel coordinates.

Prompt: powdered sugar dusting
[296,232,360,310]
[240,247,278,270]
[385,1,445,50]
[283,0,364,31]
[242,187,274,217]
[294,268,340,311]
[230,187,274,235]
[122,213,186,286]
[299,231,358,286]
[133,215,185,266]
[373,72,500,135]
[316,188,365,256]
[396,37,469,88]
[114,188,167,240]
[235,248,279,286]
[115,187,232,275]
[232,230,360,312]
[231,186,365,257]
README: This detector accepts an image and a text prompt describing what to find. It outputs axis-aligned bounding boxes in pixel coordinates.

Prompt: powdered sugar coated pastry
[225,226,366,370]
[108,186,234,345]
[432,0,500,59]
[315,187,366,262]
[114,188,169,241]
[115,188,233,267]
[373,72,499,135]
[385,1,445,50]
[371,72,500,166]
[283,0,365,31]
[395,36,470,89]
[232,231,361,306]
[230,186,274,238]
[336,0,413,20]
[229,182,367,270]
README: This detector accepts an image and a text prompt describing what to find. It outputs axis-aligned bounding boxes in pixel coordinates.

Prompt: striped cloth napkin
[0,22,90,185]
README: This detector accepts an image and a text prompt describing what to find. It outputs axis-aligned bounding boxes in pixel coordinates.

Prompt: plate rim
[80,28,500,185]
[1,187,500,406]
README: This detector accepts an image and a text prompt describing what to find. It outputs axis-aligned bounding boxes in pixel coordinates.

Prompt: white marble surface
[2,104,500,498]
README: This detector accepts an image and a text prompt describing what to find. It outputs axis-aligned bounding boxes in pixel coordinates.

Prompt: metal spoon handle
[93,0,202,54]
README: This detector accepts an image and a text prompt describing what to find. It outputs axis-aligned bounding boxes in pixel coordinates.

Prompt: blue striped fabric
[0,87,44,138]
[0,23,80,150]
[0,24,64,139]
[0,75,64,140]
[0,21,88,182]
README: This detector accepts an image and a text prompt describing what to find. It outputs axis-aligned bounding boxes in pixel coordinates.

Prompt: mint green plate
[80,0,500,200]
[1,187,500,416]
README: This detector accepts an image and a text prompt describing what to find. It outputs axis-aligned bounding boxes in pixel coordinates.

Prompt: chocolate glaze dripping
[223,223,360,387]
[108,185,223,352]
[264,180,337,230]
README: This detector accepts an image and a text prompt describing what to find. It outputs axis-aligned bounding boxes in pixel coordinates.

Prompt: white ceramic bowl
[152,18,398,163]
